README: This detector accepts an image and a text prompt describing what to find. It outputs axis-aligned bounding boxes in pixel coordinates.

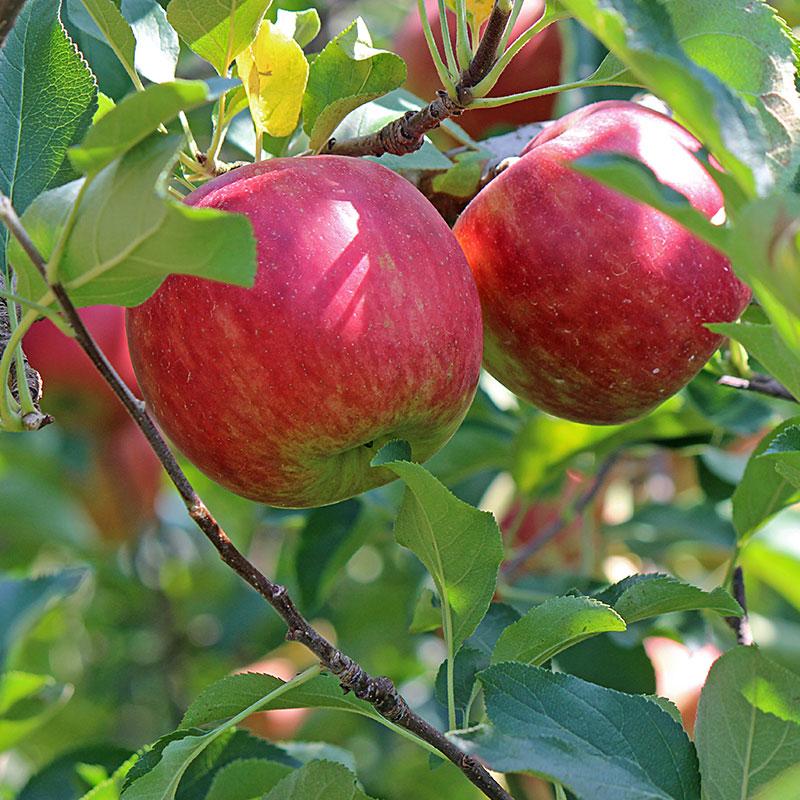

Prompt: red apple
[393,0,563,139]
[126,156,483,508]
[453,100,751,424]
[80,419,162,542]
[645,636,721,735]
[23,305,140,430]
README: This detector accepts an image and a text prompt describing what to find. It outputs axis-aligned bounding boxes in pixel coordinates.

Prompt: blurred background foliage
[1,1,800,799]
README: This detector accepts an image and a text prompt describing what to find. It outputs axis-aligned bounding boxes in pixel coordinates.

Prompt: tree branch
[725,567,753,646]
[717,373,796,403]
[327,0,514,158]
[503,452,621,580]
[0,193,513,800]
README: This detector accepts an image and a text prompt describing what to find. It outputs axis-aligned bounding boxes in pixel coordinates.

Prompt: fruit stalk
[0,192,514,800]
[327,0,514,157]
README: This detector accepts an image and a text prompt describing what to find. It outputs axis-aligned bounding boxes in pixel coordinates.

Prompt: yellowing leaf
[445,0,495,25]
[235,20,308,139]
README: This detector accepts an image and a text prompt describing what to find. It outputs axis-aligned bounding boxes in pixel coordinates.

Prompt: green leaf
[492,596,626,666]
[11,134,257,307]
[303,18,406,152]
[560,0,771,196]
[0,671,72,751]
[710,321,800,401]
[453,662,700,800]
[695,646,800,800]
[0,0,96,259]
[761,425,800,489]
[69,80,215,175]
[79,754,139,800]
[0,568,88,668]
[204,759,291,800]
[274,8,320,48]
[754,763,800,800]
[732,418,800,539]
[375,454,504,654]
[593,573,742,623]
[295,500,365,614]
[80,0,138,82]
[743,538,800,613]
[263,761,374,800]
[181,673,381,730]
[121,0,180,84]
[591,0,800,189]
[166,0,272,75]
[571,153,730,253]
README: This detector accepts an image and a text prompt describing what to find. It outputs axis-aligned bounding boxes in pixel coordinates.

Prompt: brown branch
[725,567,753,646]
[717,373,796,403]
[503,452,621,580]
[327,0,513,158]
[0,194,513,800]
[0,0,26,46]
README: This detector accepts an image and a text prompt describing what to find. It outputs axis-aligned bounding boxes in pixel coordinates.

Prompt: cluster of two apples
[125,101,750,510]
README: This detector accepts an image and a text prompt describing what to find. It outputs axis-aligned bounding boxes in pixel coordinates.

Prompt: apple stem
[326,0,513,158]
[0,192,515,800]
[717,373,796,402]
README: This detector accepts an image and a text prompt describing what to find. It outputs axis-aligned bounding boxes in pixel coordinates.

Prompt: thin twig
[0,193,512,800]
[326,0,513,158]
[725,567,753,646]
[504,452,621,579]
[717,374,796,403]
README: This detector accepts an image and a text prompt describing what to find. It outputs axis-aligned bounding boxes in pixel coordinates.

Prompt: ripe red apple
[645,636,721,735]
[126,156,483,508]
[393,0,562,139]
[23,305,140,430]
[80,419,162,542]
[453,100,751,424]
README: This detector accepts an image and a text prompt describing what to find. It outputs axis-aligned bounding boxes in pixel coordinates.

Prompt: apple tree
[1,1,800,799]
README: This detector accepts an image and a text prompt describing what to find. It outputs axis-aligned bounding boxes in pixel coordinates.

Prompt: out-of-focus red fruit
[23,305,140,430]
[80,419,162,542]
[394,0,563,139]
[644,636,721,735]
[238,657,310,740]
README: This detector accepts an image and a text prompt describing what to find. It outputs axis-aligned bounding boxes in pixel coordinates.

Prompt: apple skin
[23,305,140,430]
[453,100,751,424]
[393,0,562,139]
[126,156,483,508]
[645,636,721,735]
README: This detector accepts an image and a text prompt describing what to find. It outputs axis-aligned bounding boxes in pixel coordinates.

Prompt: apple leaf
[0,567,88,669]
[263,761,375,800]
[204,759,292,800]
[571,153,731,254]
[78,753,139,800]
[274,7,321,48]
[303,18,406,152]
[11,134,257,308]
[695,647,800,800]
[760,425,800,489]
[372,447,504,654]
[121,0,180,84]
[491,596,626,666]
[709,321,800,400]
[69,80,217,175]
[451,662,700,800]
[235,19,309,138]
[559,0,771,197]
[743,537,800,614]
[0,671,73,751]
[593,573,742,623]
[181,673,382,730]
[591,0,800,189]
[732,417,800,539]
[80,0,138,81]
[166,0,272,76]
[0,0,96,259]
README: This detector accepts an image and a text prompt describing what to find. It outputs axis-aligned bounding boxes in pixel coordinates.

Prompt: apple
[453,100,751,425]
[126,156,483,508]
[80,419,162,542]
[23,305,140,430]
[393,0,563,139]
[644,636,721,735]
